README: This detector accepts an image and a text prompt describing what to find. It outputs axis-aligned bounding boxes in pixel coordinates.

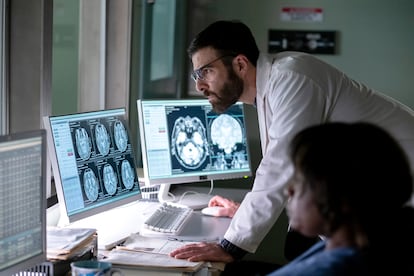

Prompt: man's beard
[210,68,244,113]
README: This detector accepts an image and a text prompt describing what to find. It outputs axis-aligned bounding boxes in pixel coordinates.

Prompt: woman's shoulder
[269,243,366,276]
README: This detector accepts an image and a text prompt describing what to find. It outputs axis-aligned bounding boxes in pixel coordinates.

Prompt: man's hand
[169,242,234,262]
[208,195,240,218]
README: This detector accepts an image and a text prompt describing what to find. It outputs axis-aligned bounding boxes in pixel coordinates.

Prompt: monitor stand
[158,183,213,210]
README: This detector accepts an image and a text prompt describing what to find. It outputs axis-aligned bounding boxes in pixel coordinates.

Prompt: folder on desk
[105,249,204,272]
[115,233,194,255]
[104,233,203,272]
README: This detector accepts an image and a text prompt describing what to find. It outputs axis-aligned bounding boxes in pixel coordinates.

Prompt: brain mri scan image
[83,168,99,201]
[171,115,209,169]
[95,123,110,156]
[210,114,242,154]
[114,120,128,152]
[103,164,118,195]
[121,159,135,189]
[75,127,92,160]
[210,114,249,169]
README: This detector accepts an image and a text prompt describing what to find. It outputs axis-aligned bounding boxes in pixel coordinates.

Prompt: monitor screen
[43,108,142,225]
[137,99,252,193]
[0,130,47,275]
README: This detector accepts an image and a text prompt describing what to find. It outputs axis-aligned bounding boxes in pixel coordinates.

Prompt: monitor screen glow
[43,108,142,225]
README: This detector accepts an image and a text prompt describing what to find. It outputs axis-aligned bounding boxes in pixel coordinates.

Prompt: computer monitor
[0,130,47,275]
[43,108,142,225]
[137,99,252,209]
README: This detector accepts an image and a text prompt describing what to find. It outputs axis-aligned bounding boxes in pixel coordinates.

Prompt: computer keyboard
[142,202,193,236]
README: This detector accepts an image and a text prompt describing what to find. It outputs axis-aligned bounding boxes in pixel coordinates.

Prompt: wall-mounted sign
[280,7,323,22]
[268,30,336,55]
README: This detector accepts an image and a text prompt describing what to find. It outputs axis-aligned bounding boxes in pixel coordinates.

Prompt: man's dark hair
[187,20,260,66]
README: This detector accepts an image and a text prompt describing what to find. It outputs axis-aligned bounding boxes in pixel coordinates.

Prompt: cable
[178,179,215,203]
[208,179,214,194]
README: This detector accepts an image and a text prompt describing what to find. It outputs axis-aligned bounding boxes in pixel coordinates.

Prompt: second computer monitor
[137,99,252,187]
[43,108,142,225]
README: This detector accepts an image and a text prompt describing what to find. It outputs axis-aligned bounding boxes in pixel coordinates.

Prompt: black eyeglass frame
[190,55,234,82]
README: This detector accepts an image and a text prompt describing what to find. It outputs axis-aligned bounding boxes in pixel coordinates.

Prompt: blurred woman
[268,122,414,275]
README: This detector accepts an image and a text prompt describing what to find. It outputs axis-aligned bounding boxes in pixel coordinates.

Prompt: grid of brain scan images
[71,116,139,207]
[166,103,250,174]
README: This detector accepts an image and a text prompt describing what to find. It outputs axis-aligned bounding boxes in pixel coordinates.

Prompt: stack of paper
[47,226,97,261]
[103,233,204,272]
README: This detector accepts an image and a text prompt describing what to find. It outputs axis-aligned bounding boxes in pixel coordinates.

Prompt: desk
[47,187,248,250]
[47,187,249,275]
[106,187,249,275]
[98,206,231,275]
[96,208,230,275]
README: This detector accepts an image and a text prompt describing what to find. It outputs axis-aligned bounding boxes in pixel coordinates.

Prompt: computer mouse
[201,206,225,216]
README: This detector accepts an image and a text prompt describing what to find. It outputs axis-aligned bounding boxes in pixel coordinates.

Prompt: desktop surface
[58,200,151,250]
[49,191,238,250]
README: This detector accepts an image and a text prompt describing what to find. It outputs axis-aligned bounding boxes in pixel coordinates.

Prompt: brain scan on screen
[103,163,118,195]
[83,168,99,201]
[75,127,92,160]
[171,116,209,169]
[210,114,243,154]
[121,159,135,189]
[95,123,110,156]
[210,114,249,169]
[114,120,128,152]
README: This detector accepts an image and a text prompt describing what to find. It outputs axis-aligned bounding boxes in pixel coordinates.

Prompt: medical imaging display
[47,109,141,219]
[138,99,252,185]
[168,105,249,173]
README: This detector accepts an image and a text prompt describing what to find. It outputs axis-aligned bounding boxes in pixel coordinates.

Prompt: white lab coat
[224,52,414,253]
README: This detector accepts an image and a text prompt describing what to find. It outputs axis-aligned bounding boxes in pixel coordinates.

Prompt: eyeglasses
[190,55,232,82]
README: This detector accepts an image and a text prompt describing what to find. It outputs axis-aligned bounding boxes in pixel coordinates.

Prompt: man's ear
[233,55,249,76]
